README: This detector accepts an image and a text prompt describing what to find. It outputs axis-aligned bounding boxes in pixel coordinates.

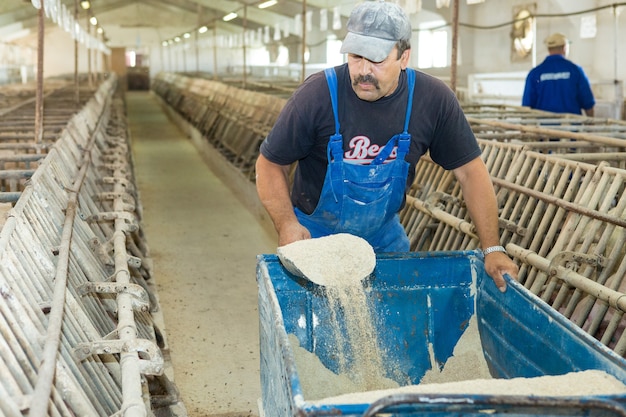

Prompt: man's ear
[400,49,411,70]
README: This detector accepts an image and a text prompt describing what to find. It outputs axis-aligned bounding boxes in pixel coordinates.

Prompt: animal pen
[153,72,626,358]
[0,70,625,415]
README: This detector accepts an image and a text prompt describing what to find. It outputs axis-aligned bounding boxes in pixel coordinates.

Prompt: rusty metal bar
[74,0,80,107]
[450,0,459,94]
[34,2,44,147]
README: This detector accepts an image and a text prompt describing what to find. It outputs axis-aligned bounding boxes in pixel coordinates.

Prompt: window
[327,37,343,66]
[417,21,448,69]
[126,50,136,68]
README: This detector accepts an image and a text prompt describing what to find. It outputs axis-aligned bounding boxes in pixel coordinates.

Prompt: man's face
[346,46,410,102]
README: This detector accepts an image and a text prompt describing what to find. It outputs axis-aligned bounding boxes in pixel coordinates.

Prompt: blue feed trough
[256,250,626,417]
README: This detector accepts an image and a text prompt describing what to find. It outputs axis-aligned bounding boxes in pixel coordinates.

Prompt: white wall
[455,0,624,115]
[461,0,625,83]
[43,26,105,78]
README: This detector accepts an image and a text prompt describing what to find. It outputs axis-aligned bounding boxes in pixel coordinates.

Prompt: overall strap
[323,68,344,162]
[372,68,416,165]
[403,68,416,133]
[324,68,344,202]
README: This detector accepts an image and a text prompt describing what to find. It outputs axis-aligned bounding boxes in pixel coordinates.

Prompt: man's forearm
[454,157,519,290]
[454,158,501,248]
[255,154,296,233]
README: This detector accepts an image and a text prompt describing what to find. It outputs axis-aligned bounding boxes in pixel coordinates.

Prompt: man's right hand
[277,221,311,247]
[256,154,309,247]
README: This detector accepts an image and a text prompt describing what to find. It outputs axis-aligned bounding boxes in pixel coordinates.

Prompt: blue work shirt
[522,54,595,115]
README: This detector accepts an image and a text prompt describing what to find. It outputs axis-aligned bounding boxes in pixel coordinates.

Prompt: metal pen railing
[149,72,626,360]
[0,76,182,416]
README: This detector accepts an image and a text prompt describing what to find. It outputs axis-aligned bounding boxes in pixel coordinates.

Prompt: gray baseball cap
[340,1,412,63]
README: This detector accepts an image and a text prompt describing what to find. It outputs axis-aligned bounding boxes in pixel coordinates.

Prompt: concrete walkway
[126,91,275,417]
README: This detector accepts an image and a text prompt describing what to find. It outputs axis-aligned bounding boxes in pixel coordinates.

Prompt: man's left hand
[484,252,519,293]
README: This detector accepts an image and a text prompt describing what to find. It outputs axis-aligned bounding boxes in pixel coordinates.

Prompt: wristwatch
[482,245,506,256]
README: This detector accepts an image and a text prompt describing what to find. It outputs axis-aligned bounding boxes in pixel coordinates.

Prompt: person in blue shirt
[522,33,595,116]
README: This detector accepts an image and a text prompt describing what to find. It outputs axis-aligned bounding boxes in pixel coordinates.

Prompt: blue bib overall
[294,68,416,252]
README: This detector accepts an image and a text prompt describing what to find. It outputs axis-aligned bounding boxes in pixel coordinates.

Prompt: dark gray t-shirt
[259,64,481,214]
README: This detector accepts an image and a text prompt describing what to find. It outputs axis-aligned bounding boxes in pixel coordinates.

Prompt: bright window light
[417,21,448,69]
[127,50,136,67]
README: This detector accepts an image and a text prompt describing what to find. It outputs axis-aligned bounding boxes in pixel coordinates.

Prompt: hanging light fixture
[80,1,91,10]
[258,0,277,9]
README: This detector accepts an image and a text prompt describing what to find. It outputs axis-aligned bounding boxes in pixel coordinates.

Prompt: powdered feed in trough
[420,316,492,384]
[290,316,626,404]
[277,233,395,391]
[292,315,489,400]
[276,233,376,287]
[311,370,626,405]
[257,251,626,417]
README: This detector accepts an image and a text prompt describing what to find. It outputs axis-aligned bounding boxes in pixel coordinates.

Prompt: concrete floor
[125,91,276,417]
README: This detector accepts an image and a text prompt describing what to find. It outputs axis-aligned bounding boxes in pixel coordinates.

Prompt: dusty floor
[126,91,275,417]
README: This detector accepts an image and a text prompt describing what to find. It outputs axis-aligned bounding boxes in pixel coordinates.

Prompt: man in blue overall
[522,32,595,116]
[255,1,518,291]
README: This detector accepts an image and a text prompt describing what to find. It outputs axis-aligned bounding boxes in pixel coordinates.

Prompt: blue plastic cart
[256,250,626,416]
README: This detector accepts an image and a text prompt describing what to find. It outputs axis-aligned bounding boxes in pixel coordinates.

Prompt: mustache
[353,74,380,89]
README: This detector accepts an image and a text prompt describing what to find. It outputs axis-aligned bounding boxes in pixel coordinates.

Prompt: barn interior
[0,1,626,416]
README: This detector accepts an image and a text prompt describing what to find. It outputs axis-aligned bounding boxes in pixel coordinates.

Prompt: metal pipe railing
[28,75,111,417]
[0,74,179,416]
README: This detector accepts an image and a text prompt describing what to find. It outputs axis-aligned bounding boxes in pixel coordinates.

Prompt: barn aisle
[126,90,275,417]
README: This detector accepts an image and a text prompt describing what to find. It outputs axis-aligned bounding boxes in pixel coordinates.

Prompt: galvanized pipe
[110,150,149,417]
[491,177,626,229]
[405,195,477,239]
[27,96,107,417]
[507,244,626,313]
[467,117,626,148]
[0,78,151,416]
[556,152,626,162]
